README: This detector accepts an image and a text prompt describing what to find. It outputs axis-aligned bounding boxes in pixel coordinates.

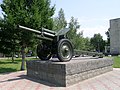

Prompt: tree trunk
[3,54,5,58]
[12,52,14,62]
[21,46,25,70]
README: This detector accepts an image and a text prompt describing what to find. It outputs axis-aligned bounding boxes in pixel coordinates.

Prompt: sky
[0,0,120,40]
[51,0,120,40]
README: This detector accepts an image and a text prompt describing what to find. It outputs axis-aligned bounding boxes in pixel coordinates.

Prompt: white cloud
[62,16,110,40]
[78,26,108,40]
[76,17,110,40]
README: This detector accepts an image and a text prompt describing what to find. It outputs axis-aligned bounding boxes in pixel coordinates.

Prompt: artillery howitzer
[18,25,73,62]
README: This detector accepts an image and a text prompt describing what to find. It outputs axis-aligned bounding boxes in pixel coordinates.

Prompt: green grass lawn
[0,57,39,73]
[0,56,120,74]
[112,56,120,68]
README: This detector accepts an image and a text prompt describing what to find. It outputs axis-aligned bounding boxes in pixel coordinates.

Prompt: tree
[105,28,110,46]
[0,17,19,62]
[67,17,84,50]
[53,10,91,50]
[53,9,94,51]
[1,0,55,70]
[82,37,94,51]
[53,8,67,30]
[90,33,105,52]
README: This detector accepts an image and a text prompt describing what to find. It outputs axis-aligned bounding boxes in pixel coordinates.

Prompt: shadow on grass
[0,67,17,73]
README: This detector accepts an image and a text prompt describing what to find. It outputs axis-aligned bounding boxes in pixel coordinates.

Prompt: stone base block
[26,57,113,87]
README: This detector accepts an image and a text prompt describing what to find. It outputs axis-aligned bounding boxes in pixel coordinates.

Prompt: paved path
[0,68,120,90]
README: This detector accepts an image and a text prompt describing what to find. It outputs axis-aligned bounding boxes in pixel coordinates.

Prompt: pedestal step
[26,57,113,87]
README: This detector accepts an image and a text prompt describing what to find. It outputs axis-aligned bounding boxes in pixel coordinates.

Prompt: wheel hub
[61,45,70,58]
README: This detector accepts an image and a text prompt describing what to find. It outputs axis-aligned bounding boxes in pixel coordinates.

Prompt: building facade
[109,18,120,55]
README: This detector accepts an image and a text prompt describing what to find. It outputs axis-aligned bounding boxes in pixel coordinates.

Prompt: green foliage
[67,17,93,51]
[0,18,19,56]
[67,17,83,50]
[1,0,55,48]
[53,8,67,31]
[82,37,94,51]
[90,33,106,52]
[1,0,55,70]
[53,13,93,51]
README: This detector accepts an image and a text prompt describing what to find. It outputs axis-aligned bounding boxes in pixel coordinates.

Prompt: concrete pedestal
[26,57,113,87]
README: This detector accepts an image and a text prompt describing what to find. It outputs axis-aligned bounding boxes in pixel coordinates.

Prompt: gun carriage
[18,25,73,62]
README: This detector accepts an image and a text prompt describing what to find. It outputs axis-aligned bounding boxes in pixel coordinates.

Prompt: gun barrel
[19,25,42,34]
[18,25,55,39]
[42,28,56,35]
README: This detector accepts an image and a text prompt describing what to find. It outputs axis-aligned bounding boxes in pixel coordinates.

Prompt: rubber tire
[37,43,51,60]
[57,39,73,62]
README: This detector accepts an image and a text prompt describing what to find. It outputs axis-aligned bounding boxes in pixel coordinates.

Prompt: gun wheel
[37,43,51,60]
[57,39,73,62]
